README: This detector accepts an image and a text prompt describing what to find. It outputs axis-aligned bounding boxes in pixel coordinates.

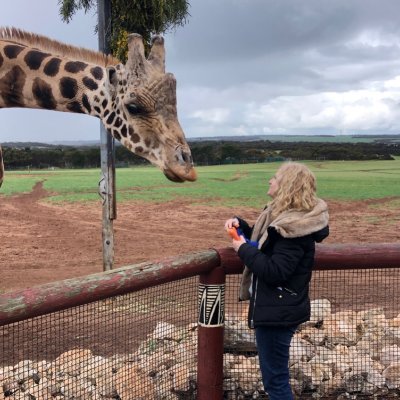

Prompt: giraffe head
[101,34,196,182]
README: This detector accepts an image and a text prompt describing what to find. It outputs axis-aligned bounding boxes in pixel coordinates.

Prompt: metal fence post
[98,0,116,271]
[197,265,225,399]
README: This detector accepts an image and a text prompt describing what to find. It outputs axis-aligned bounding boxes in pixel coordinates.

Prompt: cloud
[3,0,400,142]
[240,88,400,133]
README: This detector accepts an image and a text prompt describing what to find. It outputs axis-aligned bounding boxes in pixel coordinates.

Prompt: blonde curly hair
[269,162,318,218]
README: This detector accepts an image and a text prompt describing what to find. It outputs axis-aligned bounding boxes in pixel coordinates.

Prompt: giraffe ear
[148,36,165,73]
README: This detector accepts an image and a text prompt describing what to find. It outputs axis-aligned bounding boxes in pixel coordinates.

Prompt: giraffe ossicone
[0,27,197,183]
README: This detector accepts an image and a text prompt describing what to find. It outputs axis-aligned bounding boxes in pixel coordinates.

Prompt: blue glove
[237,228,259,248]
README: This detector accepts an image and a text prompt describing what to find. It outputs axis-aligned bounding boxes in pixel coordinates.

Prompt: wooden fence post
[197,265,225,399]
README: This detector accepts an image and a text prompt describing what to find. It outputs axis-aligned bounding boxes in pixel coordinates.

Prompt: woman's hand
[224,217,239,230]
[224,217,245,251]
[232,236,246,252]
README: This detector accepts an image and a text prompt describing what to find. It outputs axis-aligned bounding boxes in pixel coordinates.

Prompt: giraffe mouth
[163,167,197,183]
[164,169,185,182]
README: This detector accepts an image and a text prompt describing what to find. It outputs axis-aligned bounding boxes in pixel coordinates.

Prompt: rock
[323,310,362,346]
[358,308,388,339]
[382,363,400,389]
[225,313,256,352]
[343,372,366,393]
[115,364,155,399]
[300,327,327,346]
[2,379,19,396]
[380,345,400,366]
[96,374,118,398]
[60,375,95,398]
[25,377,52,399]
[309,299,332,324]
[13,360,38,383]
[152,322,180,341]
[80,356,115,382]
[53,348,93,376]
[170,363,190,392]
[366,370,385,387]
[389,313,400,328]
[289,335,315,365]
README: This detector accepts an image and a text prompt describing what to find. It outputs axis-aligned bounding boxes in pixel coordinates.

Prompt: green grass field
[1,159,400,208]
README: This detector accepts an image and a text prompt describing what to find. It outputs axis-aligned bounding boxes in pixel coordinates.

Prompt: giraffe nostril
[175,148,193,165]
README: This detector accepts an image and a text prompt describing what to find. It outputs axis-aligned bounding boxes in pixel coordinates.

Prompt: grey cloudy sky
[2,0,400,142]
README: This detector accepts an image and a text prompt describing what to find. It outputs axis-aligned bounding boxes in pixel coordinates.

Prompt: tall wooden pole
[98,0,116,271]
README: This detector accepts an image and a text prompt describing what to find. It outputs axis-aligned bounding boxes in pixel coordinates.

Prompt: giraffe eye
[126,103,146,116]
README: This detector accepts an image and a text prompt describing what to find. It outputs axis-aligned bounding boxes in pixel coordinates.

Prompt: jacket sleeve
[237,238,304,285]
[235,216,253,239]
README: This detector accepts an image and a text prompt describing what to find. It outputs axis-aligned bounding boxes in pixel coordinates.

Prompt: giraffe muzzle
[163,147,197,182]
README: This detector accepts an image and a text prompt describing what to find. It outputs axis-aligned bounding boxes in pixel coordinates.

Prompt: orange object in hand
[227,227,241,240]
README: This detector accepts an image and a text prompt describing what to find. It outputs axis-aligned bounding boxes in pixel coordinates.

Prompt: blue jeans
[255,326,296,400]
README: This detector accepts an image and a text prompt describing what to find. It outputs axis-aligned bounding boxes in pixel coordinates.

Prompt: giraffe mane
[0,27,120,67]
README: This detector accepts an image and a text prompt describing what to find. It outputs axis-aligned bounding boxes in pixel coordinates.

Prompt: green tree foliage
[3,140,399,170]
[58,0,190,61]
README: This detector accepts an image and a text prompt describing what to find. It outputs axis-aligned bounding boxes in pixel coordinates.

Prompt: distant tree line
[2,140,399,170]
[189,140,400,165]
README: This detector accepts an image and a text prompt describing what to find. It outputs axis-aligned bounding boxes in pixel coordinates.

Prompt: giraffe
[0,27,196,183]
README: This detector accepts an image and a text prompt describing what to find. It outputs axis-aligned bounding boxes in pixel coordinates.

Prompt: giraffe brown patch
[32,77,56,110]
[67,101,84,113]
[106,111,116,125]
[130,132,140,143]
[94,106,101,114]
[4,44,24,59]
[60,77,78,99]
[82,94,91,114]
[103,109,109,117]
[90,66,103,80]
[114,117,122,128]
[82,76,98,91]
[135,146,144,153]
[43,57,61,77]
[101,99,108,109]
[112,129,122,141]
[24,50,49,70]
[0,65,26,107]
[65,61,88,73]
[120,125,127,137]
[145,138,151,148]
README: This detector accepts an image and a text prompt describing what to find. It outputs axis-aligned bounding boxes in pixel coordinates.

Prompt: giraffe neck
[0,40,108,118]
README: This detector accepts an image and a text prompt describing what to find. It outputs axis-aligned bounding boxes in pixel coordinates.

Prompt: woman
[225,162,329,400]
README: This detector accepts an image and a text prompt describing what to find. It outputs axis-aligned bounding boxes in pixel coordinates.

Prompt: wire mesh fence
[224,268,400,399]
[1,277,199,399]
[1,265,400,399]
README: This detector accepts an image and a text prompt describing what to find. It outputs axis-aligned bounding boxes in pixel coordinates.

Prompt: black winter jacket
[237,217,329,328]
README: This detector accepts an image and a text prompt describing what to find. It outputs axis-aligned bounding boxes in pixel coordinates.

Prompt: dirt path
[0,183,399,292]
